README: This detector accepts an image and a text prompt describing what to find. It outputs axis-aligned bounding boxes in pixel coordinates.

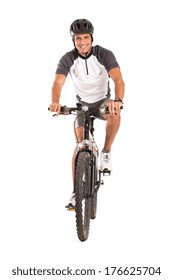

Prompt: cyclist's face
[74,34,92,54]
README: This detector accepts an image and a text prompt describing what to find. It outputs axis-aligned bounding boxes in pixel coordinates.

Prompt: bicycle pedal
[102,169,111,176]
[65,203,75,211]
[67,207,75,211]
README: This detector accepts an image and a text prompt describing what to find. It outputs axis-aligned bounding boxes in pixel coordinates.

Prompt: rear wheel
[75,151,91,241]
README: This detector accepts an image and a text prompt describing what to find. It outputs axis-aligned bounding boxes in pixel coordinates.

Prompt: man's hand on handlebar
[106,100,122,116]
[48,101,123,116]
[49,102,61,115]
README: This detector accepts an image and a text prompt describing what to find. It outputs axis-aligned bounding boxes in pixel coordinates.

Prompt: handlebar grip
[48,106,71,115]
[60,106,71,114]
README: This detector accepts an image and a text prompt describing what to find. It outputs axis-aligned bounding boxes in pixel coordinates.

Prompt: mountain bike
[49,103,116,242]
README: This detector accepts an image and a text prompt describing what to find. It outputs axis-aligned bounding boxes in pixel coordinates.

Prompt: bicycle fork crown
[78,140,89,149]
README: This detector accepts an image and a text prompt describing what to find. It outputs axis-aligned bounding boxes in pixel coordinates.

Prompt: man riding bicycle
[49,19,125,207]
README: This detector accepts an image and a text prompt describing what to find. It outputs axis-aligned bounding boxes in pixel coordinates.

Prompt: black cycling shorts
[75,98,112,128]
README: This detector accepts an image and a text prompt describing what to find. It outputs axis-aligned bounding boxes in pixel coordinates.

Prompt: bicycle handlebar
[48,103,123,116]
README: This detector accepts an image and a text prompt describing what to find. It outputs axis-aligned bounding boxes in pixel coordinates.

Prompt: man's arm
[49,74,66,113]
[109,67,125,101]
[108,67,125,114]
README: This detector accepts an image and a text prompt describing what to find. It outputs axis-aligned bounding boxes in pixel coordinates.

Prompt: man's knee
[106,114,121,129]
[105,113,120,122]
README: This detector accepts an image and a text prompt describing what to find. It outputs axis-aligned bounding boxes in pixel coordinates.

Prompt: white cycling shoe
[100,151,112,172]
[65,193,76,210]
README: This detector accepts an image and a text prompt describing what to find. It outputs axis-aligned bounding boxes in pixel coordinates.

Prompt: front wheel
[90,160,99,219]
[75,151,91,241]
[90,190,97,219]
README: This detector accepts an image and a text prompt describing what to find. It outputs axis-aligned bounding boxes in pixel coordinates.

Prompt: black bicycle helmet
[70,19,94,36]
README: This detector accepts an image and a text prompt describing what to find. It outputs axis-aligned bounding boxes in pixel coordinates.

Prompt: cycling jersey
[55,45,119,103]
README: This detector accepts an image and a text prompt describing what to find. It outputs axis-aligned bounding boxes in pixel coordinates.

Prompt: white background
[0,0,173,279]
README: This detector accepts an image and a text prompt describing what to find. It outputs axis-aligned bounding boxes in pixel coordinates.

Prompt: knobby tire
[90,163,99,219]
[75,151,91,241]
[90,191,97,219]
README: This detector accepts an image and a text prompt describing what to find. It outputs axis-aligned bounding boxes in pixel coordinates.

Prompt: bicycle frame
[49,103,111,182]
[74,109,101,197]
